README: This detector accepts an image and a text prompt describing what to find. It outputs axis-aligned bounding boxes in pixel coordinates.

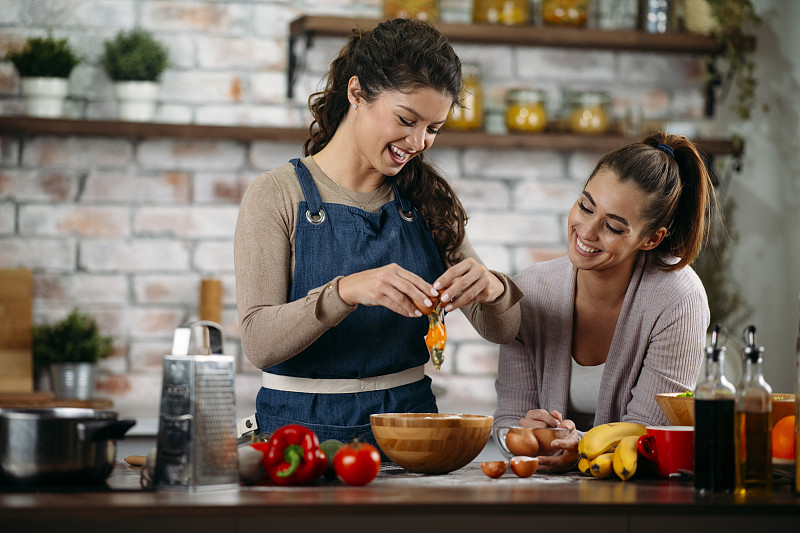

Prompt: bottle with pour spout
[734,325,772,495]
[694,325,736,493]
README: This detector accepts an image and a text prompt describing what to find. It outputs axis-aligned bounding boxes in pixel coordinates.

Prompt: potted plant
[33,308,113,400]
[5,33,80,118]
[100,28,170,122]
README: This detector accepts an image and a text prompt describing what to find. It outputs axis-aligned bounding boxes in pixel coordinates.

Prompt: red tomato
[333,441,381,486]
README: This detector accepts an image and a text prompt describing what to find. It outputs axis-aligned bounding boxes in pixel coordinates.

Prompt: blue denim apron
[255,158,444,445]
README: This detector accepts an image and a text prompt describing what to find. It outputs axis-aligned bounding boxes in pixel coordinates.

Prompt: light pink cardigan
[494,253,709,431]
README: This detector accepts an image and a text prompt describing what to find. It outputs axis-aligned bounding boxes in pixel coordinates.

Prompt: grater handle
[171,320,223,355]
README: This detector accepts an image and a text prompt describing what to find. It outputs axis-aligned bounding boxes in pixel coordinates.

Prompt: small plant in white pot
[33,308,113,400]
[5,33,80,118]
[100,28,170,122]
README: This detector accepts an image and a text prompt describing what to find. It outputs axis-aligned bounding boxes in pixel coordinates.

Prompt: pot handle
[171,320,223,356]
[78,418,137,442]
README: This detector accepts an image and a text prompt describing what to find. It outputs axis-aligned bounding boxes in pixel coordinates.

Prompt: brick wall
[0,0,709,420]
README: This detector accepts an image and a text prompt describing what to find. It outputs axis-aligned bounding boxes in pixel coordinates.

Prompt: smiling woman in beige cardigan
[495,133,714,472]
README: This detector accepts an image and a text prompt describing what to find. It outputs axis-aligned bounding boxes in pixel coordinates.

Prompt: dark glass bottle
[734,326,772,495]
[694,325,736,493]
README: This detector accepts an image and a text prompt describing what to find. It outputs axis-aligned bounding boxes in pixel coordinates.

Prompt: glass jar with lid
[566,90,611,134]
[447,63,483,131]
[505,89,548,133]
[384,0,439,21]
[541,0,589,27]
[473,0,530,26]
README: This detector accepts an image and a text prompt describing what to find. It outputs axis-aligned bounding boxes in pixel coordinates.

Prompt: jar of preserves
[473,0,530,26]
[541,0,589,27]
[384,0,439,21]
[505,89,548,133]
[566,91,611,134]
[447,63,483,131]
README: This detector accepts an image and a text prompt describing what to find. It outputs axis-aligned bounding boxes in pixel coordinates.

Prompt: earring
[353,104,357,110]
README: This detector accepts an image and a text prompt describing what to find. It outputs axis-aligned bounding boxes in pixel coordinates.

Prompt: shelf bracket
[287,31,315,100]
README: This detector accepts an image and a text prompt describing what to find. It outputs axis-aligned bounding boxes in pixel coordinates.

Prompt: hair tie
[656,143,675,159]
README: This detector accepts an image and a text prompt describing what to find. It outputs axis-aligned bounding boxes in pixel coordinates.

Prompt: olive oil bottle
[735,325,772,495]
[695,325,736,493]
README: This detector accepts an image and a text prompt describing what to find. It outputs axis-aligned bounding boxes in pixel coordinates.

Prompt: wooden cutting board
[0,269,33,392]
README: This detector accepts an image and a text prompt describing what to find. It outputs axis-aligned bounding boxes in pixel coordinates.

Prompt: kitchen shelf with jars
[0,115,741,156]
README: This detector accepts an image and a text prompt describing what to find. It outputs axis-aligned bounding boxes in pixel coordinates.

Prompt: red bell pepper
[263,424,327,486]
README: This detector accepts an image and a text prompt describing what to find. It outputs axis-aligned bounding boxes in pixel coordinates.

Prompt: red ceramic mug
[637,426,694,477]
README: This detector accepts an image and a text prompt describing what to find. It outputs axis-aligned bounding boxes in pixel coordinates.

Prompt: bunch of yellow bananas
[577,422,646,481]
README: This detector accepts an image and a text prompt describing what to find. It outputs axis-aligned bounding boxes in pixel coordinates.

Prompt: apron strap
[291,158,324,218]
[391,181,415,221]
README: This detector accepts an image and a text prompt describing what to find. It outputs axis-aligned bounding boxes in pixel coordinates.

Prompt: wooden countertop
[2,461,798,533]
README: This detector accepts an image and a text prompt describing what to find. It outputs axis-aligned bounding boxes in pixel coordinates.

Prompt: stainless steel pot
[0,407,136,486]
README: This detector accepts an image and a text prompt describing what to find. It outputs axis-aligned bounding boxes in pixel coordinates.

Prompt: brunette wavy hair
[586,132,716,271]
[302,18,467,265]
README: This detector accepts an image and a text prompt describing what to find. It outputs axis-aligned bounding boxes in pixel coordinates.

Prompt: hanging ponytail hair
[587,132,716,271]
[302,18,468,265]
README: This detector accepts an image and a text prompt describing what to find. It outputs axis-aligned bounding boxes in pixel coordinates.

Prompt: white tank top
[568,357,605,414]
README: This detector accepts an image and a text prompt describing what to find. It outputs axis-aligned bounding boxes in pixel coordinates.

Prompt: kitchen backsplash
[0,0,708,420]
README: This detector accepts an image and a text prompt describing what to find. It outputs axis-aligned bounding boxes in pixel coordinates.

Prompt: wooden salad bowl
[370,413,493,474]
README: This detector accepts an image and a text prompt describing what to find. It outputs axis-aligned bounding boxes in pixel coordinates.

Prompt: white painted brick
[156,104,195,124]
[451,178,510,211]
[670,87,706,119]
[128,341,171,372]
[0,237,76,271]
[194,240,235,273]
[432,374,498,411]
[512,180,581,212]
[161,35,196,70]
[463,148,565,180]
[80,239,190,272]
[251,71,291,104]
[512,246,568,273]
[141,1,251,36]
[0,201,15,233]
[0,0,21,23]
[20,205,130,237]
[128,307,187,338]
[567,150,606,181]
[619,52,705,86]
[0,137,20,165]
[0,169,79,201]
[134,206,238,238]
[159,71,246,104]
[83,170,191,204]
[471,244,511,274]
[0,63,17,96]
[193,172,253,204]
[425,148,460,180]
[134,274,203,305]
[137,139,246,171]
[253,4,303,39]
[452,44,514,80]
[454,341,500,376]
[516,48,615,83]
[249,141,303,171]
[198,38,286,70]
[466,212,561,245]
[194,104,304,127]
[302,36,348,76]
[33,273,129,305]
[21,137,134,169]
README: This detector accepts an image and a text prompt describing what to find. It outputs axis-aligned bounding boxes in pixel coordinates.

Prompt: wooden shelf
[289,15,723,54]
[0,116,742,155]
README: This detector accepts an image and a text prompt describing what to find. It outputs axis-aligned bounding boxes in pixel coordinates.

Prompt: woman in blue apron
[234,19,523,446]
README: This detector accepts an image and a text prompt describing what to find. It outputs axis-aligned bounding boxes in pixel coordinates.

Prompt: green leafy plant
[100,28,170,82]
[5,33,80,78]
[33,309,113,369]
[706,0,761,121]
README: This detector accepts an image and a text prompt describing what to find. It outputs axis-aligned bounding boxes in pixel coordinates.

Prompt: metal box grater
[154,321,239,490]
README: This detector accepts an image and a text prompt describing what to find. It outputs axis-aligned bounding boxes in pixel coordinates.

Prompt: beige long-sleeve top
[234,156,523,370]
[494,253,709,430]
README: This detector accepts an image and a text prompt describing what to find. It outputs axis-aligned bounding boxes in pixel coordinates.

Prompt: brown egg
[509,456,539,478]
[480,460,508,478]
[505,427,539,456]
[414,296,440,315]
